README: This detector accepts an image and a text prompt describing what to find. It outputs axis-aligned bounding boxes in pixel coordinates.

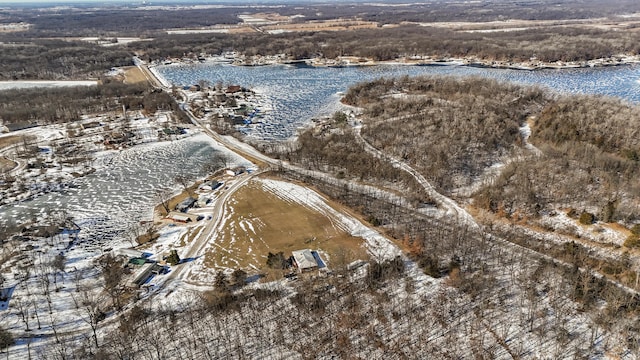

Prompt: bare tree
[14,298,30,332]
[72,290,105,349]
[174,174,195,197]
[97,253,125,310]
[154,187,173,215]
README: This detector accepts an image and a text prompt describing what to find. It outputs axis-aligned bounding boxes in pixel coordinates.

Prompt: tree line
[266,121,432,206]
[0,39,132,80]
[0,81,189,128]
[3,0,640,38]
[131,24,640,64]
[338,75,640,226]
[341,75,548,193]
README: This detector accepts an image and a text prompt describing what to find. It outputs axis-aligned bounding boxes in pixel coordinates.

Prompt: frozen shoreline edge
[151,54,640,73]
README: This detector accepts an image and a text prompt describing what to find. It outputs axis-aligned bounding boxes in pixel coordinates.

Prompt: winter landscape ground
[2,1,640,359]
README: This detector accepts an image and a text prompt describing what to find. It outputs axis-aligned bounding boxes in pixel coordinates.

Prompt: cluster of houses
[164,168,246,224]
[187,84,265,127]
[116,245,326,289]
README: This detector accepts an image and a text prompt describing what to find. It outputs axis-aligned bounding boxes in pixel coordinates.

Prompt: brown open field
[0,135,21,149]
[0,157,16,172]
[261,19,378,33]
[123,66,148,84]
[203,179,367,272]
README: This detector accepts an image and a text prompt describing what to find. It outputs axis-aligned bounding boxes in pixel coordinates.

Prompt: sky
[0,0,416,7]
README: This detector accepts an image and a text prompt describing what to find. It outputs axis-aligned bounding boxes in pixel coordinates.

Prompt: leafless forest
[2,1,640,358]
[131,25,640,63]
[2,0,640,80]
[0,82,188,128]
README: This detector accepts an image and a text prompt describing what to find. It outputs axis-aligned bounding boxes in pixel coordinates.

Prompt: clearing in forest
[202,177,367,273]
[123,66,149,84]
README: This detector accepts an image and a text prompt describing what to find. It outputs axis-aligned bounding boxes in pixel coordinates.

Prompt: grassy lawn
[204,179,367,272]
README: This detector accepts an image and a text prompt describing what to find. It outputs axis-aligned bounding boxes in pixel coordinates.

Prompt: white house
[292,249,318,273]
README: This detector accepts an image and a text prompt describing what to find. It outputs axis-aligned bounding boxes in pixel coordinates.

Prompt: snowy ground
[0,81,98,91]
[0,130,250,358]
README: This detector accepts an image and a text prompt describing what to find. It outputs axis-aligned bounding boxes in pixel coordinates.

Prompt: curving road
[160,171,257,289]
[143,61,640,297]
[352,124,476,227]
[352,121,640,296]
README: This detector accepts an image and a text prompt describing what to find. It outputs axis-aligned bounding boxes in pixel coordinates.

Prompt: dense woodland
[333,76,640,225]
[0,82,189,129]
[59,250,640,359]
[337,76,548,192]
[269,122,432,206]
[2,0,640,37]
[476,95,640,222]
[0,39,132,81]
[132,25,640,63]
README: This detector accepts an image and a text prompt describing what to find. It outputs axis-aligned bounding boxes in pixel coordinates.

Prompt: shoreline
[152,53,640,72]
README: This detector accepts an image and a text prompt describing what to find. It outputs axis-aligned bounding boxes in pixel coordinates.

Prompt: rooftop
[292,249,318,270]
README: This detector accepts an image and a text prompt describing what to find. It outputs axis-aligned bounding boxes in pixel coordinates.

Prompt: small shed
[292,249,319,273]
[130,263,155,287]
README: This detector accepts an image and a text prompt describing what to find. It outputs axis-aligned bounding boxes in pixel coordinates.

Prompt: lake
[0,134,241,255]
[157,62,640,140]
[2,62,640,252]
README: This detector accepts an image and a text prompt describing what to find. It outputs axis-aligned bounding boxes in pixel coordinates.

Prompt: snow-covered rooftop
[292,249,318,271]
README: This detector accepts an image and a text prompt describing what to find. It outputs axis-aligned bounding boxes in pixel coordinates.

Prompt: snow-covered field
[0,80,97,91]
[0,132,251,358]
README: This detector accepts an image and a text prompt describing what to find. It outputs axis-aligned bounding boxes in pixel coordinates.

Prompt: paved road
[144,62,640,297]
[165,172,256,286]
